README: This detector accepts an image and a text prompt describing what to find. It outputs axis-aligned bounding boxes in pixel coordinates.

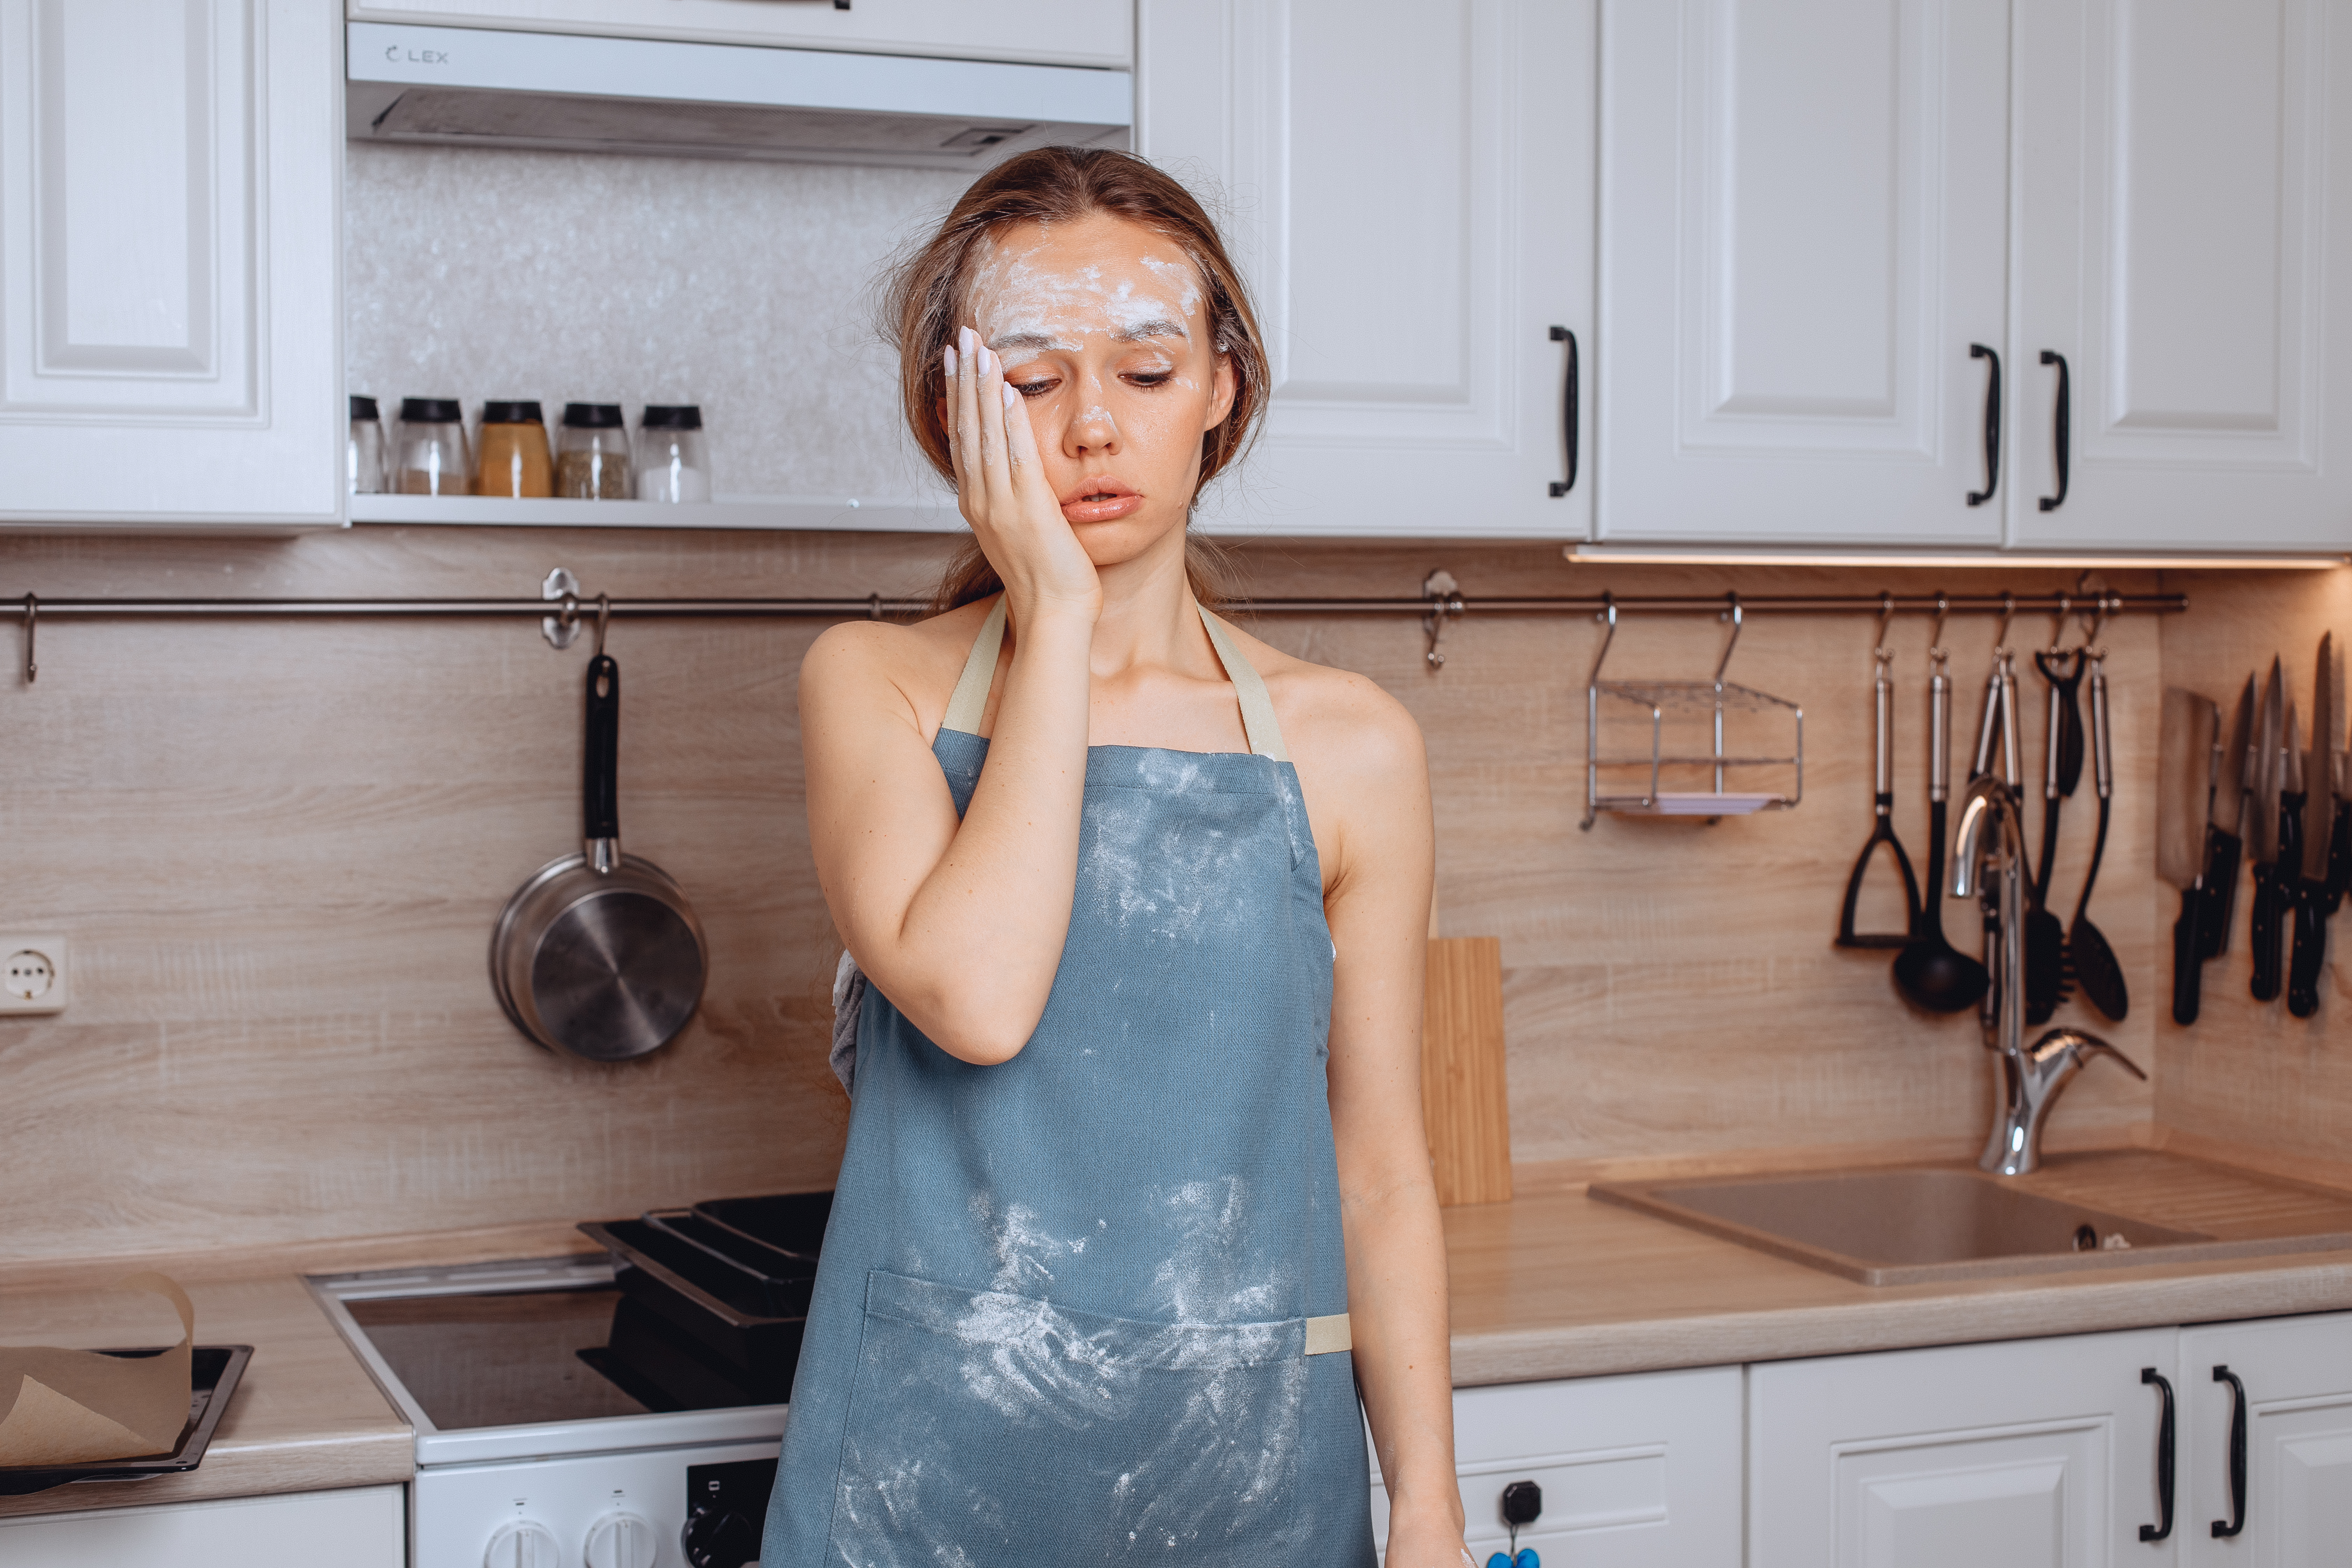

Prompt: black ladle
[2068,651,2129,1020]
[1895,647,1990,1013]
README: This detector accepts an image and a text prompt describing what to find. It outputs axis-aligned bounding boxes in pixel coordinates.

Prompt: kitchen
[2,1,2350,1564]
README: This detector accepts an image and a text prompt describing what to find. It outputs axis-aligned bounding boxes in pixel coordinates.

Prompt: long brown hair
[881,147,1266,612]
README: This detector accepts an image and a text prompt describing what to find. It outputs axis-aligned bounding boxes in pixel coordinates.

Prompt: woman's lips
[1060,481,1143,524]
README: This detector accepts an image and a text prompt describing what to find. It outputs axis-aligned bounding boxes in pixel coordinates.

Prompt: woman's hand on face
[946,325,1101,626]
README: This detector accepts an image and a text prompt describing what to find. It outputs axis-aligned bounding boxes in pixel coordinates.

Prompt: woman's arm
[801,332,1102,1064]
[1310,686,1465,1563]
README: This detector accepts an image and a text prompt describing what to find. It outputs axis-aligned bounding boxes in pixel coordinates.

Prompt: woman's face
[962,213,1237,566]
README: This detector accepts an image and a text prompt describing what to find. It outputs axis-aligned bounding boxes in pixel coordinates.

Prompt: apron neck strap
[937,594,1291,763]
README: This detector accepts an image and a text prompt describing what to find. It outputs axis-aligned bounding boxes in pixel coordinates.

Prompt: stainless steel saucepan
[491,627,707,1061]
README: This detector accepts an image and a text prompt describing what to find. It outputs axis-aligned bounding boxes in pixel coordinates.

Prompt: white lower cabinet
[2178,1312,2352,1565]
[0,1484,404,1568]
[1750,1328,2179,1568]
[1373,1365,1742,1566]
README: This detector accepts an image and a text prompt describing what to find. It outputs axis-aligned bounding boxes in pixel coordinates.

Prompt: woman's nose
[1065,401,1120,455]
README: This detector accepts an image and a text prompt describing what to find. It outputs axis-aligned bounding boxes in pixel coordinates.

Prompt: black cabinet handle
[2038,350,2071,511]
[2211,1364,2248,1539]
[1548,326,1578,498]
[1967,344,2001,506]
[2140,1367,2175,1542]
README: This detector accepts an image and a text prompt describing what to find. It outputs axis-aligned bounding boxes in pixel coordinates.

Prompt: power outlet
[0,936,69,1015]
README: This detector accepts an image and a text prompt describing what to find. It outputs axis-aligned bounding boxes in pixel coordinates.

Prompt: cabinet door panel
[1140,0,1591,538]
[0,0,341,525]
[1597,0,2009,545]
[1749,1328,2179,1568]
[2012,0,2352,550]
[1370,1366,1741,1566]
[0,1484,404,1568]
[2178,1311,2352,1566]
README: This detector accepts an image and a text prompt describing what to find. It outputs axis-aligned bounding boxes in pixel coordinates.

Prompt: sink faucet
[1949,774,2146,1175]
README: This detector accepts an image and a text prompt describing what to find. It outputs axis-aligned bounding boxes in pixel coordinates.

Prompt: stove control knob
[584,1510,659,1568]
[681,1504,762,1568]
[484,1521,561,1568]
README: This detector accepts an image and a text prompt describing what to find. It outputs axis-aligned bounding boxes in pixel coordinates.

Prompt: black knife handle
[2174,887,2206,1026]
[2329,799,2351,914]
[2250,863,2286,1002]
[2201,829,2243,959]
[2289,880,2326,1017]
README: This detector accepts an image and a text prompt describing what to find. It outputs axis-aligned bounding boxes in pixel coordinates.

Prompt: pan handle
[584,653,622,868]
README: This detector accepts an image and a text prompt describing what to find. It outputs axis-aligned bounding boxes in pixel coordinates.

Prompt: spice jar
[476,401,553,498]
[635,405,711,502]
[396,398,472,496]
[555,404,630,500]
[348,396,387,495]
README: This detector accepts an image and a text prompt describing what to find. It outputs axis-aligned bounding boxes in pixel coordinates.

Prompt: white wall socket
[0,936,69,1015]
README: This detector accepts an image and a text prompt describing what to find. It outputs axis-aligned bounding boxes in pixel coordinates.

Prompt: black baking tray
[0,1345,253,1497]
[580,1294,798,1412]
[691,1191,833,1261]
[578,1222,806,1381]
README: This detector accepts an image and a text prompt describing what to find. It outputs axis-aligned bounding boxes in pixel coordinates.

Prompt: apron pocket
[826,1269,1313,1563]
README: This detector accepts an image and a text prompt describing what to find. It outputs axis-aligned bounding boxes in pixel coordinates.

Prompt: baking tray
[691,1192,833,1261]
[0,1345,253,1497]
[577,1222,806,1381]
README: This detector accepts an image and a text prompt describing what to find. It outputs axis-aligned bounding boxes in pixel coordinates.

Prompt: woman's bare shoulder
[1224,621,1425,778]
[800,599,997,734]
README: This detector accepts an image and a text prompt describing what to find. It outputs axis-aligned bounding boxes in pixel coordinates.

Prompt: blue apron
[764,597,1376,1565]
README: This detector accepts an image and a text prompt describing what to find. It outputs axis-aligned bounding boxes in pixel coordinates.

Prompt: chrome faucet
[1949,774,2145,1175]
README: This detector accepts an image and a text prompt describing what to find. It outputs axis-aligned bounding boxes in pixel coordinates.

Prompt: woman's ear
[1203,352,1238,433]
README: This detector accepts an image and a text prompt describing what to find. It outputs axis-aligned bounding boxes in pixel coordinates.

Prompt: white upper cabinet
[1749,1328,2181,1568]
[2177,1312,2352,1564]
[1597,0,2012,547]
[1138,0,1594,538]
[2010,0,2352,551]
[347,0,1132,71]
[0,0,342,530]
[1598,0,2352,553]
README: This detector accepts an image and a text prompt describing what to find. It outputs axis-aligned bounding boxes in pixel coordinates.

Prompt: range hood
[346,23,1130,167]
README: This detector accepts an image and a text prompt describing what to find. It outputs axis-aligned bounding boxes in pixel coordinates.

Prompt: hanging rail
[3,580,2187,683]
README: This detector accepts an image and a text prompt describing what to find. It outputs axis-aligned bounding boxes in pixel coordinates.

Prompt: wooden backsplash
[0,525,2325,1262]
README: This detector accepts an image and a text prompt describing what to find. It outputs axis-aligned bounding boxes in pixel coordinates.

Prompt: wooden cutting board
[1422,936,1512,1206]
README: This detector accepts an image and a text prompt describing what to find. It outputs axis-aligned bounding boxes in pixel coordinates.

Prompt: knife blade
[2249,660,2288,1001]
[2201,673,2258,958]
[2290,637,2338,1017]
[2329,644,2351,916]
[2160,687,2219,1023]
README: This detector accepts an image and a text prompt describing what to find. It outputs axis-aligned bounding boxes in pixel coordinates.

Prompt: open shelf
[349,495,964,532]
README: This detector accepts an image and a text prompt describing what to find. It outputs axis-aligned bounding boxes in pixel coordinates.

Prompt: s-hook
[1422,569,1465,670]
[20,593,34,685]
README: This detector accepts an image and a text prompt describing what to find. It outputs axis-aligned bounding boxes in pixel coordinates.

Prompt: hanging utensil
[2022,639,2079,1023]
[1895,611,1990,1015]
[2159,687,2220,1024]
[2200,674,2258,960]
[2067,646,2127,1021]
[2247,659,2288,1002]
[2288,636,2338,1017]
[1836,612,1920,950]
[490,605,709,1061]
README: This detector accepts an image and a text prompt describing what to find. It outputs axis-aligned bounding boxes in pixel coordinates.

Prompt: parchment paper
[0,1273,194,1467]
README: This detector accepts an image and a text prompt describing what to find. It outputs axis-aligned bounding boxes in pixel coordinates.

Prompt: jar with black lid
[348,396,387,495]
[477,400,552,498]
[636,405,711,502]
[556,403,630,500]
[396,398,470,496]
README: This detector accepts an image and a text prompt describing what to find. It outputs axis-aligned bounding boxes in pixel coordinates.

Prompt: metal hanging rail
[2,571,2188,683]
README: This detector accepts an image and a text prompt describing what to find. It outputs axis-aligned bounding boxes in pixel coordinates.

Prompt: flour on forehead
[967,228,1207,345]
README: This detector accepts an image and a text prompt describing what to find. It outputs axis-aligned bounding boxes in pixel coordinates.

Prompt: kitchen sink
[1590,1154,2352,1286]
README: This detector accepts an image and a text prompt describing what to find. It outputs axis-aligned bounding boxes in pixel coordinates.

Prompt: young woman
[767,147,1466,1565]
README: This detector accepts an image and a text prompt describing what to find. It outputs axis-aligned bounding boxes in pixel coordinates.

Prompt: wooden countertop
[1447,1149,2352,1385]
[11,1152,2352,1514]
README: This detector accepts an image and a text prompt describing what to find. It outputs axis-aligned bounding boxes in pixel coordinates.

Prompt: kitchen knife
[2289,636,2338,1016]
[2248,660,2286,1001]
[2200,674,2257,958]
[2331,743,2351,915]
[2159,687,2219,1024]
[2265,702,2304,1003]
